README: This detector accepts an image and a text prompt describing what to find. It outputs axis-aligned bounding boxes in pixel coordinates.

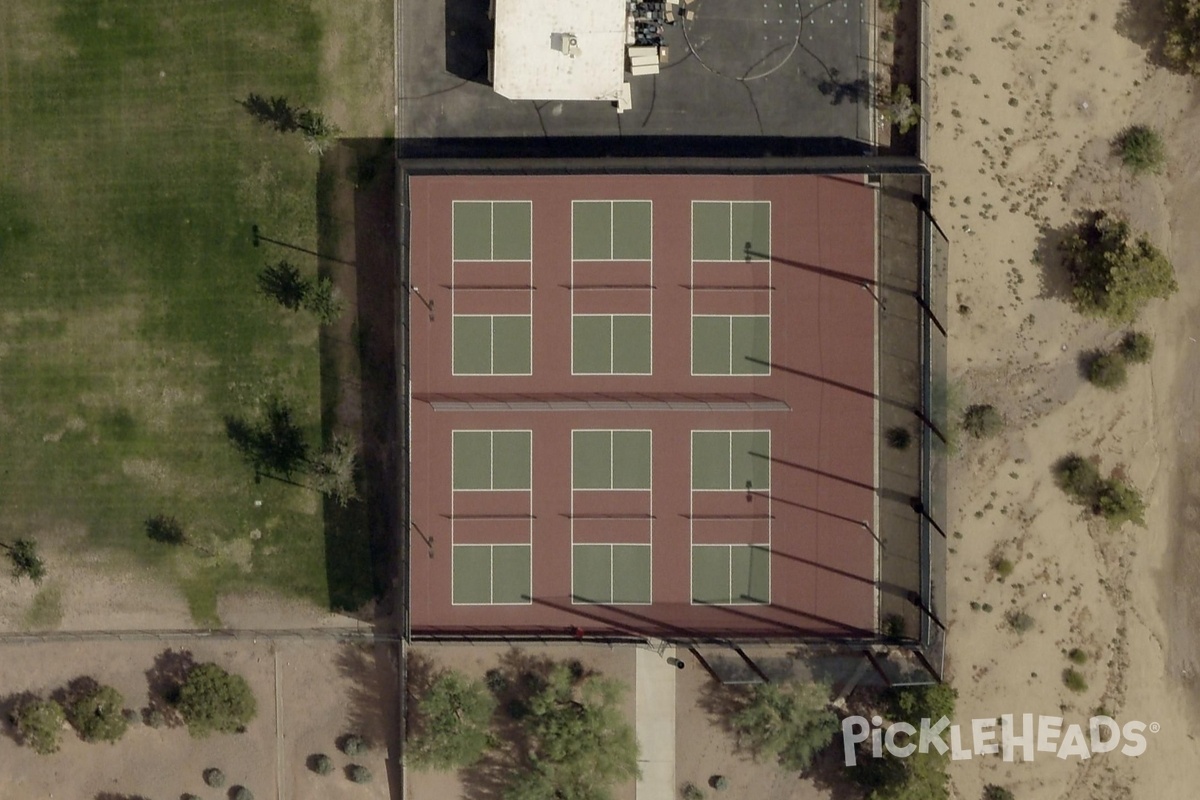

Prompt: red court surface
[406,173,878,639]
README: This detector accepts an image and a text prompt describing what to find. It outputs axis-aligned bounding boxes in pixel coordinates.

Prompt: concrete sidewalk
[635,646,677,800]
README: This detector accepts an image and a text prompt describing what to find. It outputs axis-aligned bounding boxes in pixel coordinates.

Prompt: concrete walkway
[635,646,677,800]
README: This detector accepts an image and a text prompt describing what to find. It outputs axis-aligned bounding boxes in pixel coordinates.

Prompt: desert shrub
[204,768,226,788]
[991,556,1014,579]
[730,682,839,771]
[1006,611,1035,634]
[67,683,129,743]
[1068,648,1088,665]
[312,753,334,775]
[408,670,496,770]
[144,707,165,728]
[12,697,66,754]
[1062,211,1177,323]
[886,427,912,450]
[1063,668,1088,693]
[682,782,706,800]
[342,733,369,756]
[1165,0,1200,73]
[122,708,141,726]
[176,662,257,737]
[145,513,186,545]
[1088,351,1128,390]
[1053,455,1102,501]
[1096,478,1146,528]
[962,404,1003,439]
[888,682,957,724]
[349,765,373,784]
[4,537,46,583]
[882,613,907,638]
[711,775,730,792]
[984,786,1016,800]
[1120,331,1154,363]
[1115,126,1165,174]
[881,84,921,134]
[233,787,254,800]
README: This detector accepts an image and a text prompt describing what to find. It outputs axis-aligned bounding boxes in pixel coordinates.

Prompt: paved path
[635,646,677,800]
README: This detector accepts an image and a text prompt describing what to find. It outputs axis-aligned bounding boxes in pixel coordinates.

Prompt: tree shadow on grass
[143,648,195,728]
[315,139,399,619]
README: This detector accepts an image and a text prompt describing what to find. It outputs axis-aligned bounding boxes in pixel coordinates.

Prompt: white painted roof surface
[493,0,626,101]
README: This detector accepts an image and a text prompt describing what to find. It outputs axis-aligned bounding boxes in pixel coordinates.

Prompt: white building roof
[493,0,627,102]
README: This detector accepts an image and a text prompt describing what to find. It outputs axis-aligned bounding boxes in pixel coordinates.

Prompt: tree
[298,109,341,155]
[880,84,920,134]
[851,751,949,800]
[1053,454,1101,501]
[12,697,66,754]
[1062,211,1177,323]
[311,435,360,506]
[67,683,129,743]
[257,260,310,310]
[145,514,187,546]
[1165,0,1200,73]
[348,765,373,783]
[506,665,639,800]
[729,681,838,772]
[1096,478,1146,528]
[3,538,46,583]
[239,93,299,132]
[1115,125,1165,174]
[887,683,957,724]
[225,397,309,478]
[408,671,496,770]
[176,662,257,738]
[302,276,345,324]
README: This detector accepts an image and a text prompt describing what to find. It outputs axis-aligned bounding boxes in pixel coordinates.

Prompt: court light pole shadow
[252,223,356,266]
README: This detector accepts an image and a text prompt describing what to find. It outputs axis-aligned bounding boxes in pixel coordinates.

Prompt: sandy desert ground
[927,0,1200,797]
[0,639,398,800]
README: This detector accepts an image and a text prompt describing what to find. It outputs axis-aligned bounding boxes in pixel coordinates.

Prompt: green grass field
[0,0,391,625]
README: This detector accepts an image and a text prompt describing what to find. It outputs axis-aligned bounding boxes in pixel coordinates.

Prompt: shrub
[349,765,373,784]
[984,786,1016,800]
[710,775,730,792]
[176,662,257,737]
[1120,331,1154,363]
[12,697,66,754]
[67,683,129,743]
[881,84,921,134]
[204,768,226,788]
[485,667,509,694]
[122,708,141,726]
[1006,611,1035,633]
[991,556,1014,579]
[682,782,706,800]
[312,753,334,775]
[962,404,1004,438]
[342,733,368,756]
[1115,126,1165,174]
[1088,351,1128,390]
[1068,648,1088,665]
[145,514,186,545]
[1096,478,1146,528]
[1063,668,1088,693]
[144,707,165,728]
[1053,454,1101,501]
[879,0,900,11]
[4,538,46,583]
[233,787,255,800]
[886,427,912,450]
[1062,211,1177,323]
[882,613,907,638]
